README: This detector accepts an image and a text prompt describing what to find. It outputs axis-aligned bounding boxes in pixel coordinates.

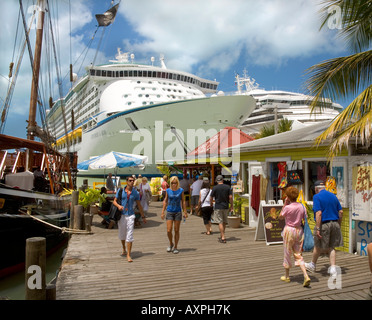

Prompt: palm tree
[304,0,372,158]
[256,118,293,138]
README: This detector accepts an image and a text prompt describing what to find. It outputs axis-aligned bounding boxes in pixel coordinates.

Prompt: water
[0,243,67,300]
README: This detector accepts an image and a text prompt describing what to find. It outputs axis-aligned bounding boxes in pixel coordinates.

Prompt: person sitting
[98,187,114,228]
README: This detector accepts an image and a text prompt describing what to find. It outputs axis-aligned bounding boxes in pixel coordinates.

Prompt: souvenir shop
[231,122,372,254]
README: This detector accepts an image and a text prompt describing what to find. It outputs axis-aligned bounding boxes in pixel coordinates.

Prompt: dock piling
[25,237,46,300]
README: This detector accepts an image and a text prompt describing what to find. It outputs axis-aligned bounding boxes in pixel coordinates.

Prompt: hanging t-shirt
[317,164,327,181]
[277,162,287,186]
[166,188,184,213]
[251,175,261,216]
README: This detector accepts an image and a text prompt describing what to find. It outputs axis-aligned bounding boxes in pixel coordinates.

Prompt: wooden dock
[56,201,371,300]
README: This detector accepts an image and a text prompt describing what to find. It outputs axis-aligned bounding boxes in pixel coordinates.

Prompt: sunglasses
[128,179,134,182]
[171,182,177,184]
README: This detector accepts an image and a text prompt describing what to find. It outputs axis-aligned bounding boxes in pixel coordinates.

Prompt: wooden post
[46,283,56,300]
[25,237,46,300]
[73,204,83,230]
[70,190,79,229]
[84,213,92,232]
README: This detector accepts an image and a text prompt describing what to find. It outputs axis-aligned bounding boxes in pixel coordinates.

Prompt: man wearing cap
[210,175,233,243]
[305,180,343,276]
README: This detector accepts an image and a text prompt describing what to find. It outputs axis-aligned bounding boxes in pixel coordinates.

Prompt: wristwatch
[315,227,321,231]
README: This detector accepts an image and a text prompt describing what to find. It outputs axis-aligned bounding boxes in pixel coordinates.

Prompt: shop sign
[355,221,372,256]
[352,165,372,222]
[255,201,285,245]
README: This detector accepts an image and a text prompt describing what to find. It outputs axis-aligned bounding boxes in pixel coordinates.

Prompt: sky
[0,0,352,139]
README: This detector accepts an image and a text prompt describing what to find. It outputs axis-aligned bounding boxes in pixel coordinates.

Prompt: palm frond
[314,84,372,158]
[303,50,372,112]
[319,0,372,52]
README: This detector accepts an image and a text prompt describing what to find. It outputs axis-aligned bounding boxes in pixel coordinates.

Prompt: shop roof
[229,121,332,153]
[187,126,254,158]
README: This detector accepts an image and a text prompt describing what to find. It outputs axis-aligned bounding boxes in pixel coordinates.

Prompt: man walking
[190,175,203,215]
[210,175,233,243]
[113,176,147,262]
[305,181,343,276]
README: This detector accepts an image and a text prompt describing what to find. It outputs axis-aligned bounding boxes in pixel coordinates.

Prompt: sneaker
[305,262,316,273]
[173,248,179,254]
[167,245,173,252]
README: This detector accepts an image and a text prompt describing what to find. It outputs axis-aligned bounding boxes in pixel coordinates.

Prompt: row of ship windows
[89,68,217,90]
[51,100,99,134]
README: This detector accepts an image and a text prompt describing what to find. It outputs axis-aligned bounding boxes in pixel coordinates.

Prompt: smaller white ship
[234,70,343,134]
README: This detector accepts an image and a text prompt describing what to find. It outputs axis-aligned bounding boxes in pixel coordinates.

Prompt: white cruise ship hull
[75,94,255,177]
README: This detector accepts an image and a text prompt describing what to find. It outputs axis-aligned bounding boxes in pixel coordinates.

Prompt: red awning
[187,127,254,158]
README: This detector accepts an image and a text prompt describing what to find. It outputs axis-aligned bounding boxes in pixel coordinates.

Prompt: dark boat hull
[0,184,71,278]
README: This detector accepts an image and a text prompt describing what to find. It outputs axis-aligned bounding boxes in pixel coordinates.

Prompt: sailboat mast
[27,0,45,141]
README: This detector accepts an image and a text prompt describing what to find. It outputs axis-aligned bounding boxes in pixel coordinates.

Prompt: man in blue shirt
[305,181,343,276]
[113,176,146,262]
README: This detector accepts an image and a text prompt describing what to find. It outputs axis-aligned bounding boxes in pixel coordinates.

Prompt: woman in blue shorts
[161,176,188,254]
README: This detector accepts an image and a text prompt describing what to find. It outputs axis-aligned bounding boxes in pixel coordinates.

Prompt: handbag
[300,204,314,252]
[108,188,123,222]
[287,162,304,185]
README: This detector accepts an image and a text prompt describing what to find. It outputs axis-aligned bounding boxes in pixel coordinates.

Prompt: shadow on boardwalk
[56,202,371,300]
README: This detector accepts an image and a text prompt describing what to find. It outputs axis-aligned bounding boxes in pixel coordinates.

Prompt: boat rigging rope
[21,209,92,234]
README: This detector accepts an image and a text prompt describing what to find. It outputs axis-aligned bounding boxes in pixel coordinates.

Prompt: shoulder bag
[108,188,123,222]
[301,204,314,252]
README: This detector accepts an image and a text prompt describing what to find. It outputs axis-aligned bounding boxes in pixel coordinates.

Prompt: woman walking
[198,180,213,235]
[161,176,188,254]
[139,176,152,214]
[279,186,311,287]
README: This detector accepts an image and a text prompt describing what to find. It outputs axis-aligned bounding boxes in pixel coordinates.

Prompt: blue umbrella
[77,151,148,170]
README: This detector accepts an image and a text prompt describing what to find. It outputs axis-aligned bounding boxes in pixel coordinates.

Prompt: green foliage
[304,0,372,159]
[79,188,105,210]
[256,119,293,138]
[233,194,243,216]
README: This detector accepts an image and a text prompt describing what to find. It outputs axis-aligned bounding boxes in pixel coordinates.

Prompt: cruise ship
[46,50,256,176]
[234,71,343,134]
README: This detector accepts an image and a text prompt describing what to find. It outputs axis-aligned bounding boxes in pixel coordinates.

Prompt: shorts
[166,211,182,221]
[201,206,213,225]
[191,195,199,206]
[213,209,228,224]
[117,214,135,242]
[314,220,343,249]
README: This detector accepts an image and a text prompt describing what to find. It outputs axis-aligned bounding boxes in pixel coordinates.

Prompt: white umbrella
[77,151,148,170]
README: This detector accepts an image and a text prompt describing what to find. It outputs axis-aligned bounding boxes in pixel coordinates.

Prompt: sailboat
[0,0,75,278]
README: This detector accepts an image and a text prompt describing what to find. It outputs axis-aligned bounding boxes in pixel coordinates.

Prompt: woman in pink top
[279,186,311,287]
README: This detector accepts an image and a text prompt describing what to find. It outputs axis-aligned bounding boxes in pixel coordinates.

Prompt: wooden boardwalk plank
[56,201,371,300]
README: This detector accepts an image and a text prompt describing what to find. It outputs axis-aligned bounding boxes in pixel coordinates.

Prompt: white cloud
[119,0,345,74]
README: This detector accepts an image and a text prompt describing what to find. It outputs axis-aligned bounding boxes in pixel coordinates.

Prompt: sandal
[218,238,226,243]
[303,276,311,287]
[280,276,290,283]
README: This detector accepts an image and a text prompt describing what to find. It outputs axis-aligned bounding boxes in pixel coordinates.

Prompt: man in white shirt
[190,175,203,215]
